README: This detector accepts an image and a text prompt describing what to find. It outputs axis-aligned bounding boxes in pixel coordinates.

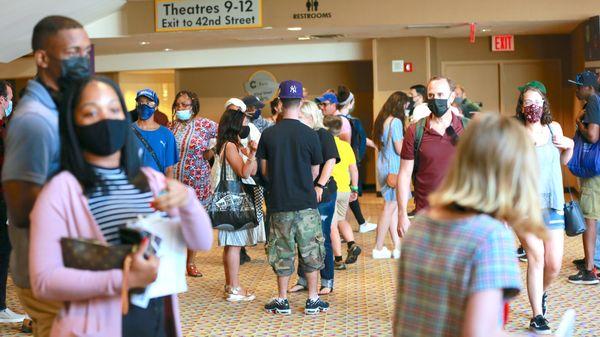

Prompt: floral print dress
[170,117,218,205]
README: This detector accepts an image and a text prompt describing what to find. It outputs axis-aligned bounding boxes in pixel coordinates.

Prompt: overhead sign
[244,70,278,102]
[155,0,262,32]
[292,0,333,20]
[492,35,515,52]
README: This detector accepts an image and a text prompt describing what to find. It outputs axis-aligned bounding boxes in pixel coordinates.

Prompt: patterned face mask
[523,104,543,123]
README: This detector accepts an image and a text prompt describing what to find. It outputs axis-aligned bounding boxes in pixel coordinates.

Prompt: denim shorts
[543,208,565,231]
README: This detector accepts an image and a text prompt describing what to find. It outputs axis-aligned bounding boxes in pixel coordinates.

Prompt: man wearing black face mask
[396,76,468,239]
[2,16,91,337]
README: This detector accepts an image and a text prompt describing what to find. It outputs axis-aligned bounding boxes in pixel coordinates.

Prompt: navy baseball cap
[315,92,338,104]
[278,80,303,99]
[136,88,159,106]
[242,95,265,109]
[568,71,599,87]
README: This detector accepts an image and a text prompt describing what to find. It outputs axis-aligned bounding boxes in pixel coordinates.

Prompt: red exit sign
[492,35,515,52]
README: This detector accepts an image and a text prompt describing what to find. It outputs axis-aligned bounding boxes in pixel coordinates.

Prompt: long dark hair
[515,86,553,126]
[336,85,353,109]
[373,91,408,150]
[215,109,245,154]
[171,90,200,120]
[59,76,148,195]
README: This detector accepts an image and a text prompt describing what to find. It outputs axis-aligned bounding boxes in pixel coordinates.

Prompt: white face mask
[176,109,192,121]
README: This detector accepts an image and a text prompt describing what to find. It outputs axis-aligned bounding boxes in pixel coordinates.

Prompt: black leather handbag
[564,188,586,237]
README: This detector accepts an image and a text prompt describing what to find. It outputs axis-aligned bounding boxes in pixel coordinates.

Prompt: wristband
[350,186,359,192]
[315,182,326,189]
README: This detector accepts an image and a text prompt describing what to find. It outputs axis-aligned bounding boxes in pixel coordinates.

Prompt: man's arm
[396,159,414,237]
[261,160,268,179]
[311,165,320,181]
[577,120,600,143]
[3,181,42,228]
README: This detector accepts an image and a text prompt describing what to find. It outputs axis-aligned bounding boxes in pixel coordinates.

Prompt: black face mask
[76,119,128,156]
[58,56,92,86]
[428,98,450,117]
[239,125,250,139]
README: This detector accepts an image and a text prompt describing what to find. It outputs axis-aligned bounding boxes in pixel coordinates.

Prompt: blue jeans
[296,195,336,288]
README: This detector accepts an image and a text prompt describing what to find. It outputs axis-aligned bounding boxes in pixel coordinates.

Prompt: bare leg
[518,232,544,317]
[278,276,290,299]
[583,217,598,271]
[389,204,400,251]
[223,247,230,286]
[331,220,342,257]
[338,220,355,243]
[187,249,195,265]
[543,229,564,290]
[224,246,241,288]
[305,270,319,299]
[375,201,396,250]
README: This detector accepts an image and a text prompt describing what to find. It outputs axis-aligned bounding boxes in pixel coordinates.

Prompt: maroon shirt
[401,114,465,211]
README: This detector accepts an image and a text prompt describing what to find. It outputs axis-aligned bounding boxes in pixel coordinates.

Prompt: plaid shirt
[394,214,521,337]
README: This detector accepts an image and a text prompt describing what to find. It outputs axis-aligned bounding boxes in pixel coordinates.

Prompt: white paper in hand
[129,212,187,309]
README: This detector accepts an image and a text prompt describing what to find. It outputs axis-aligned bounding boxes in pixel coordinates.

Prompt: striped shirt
[394,214,521,337]
[88,167,155,245]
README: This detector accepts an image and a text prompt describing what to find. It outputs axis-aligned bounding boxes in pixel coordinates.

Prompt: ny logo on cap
[290,85,297,93]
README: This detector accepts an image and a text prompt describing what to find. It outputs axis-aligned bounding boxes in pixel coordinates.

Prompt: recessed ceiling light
[287,27,302,31]
[164,48,173,52]
[140,41,150,45]
[298,36,311,41]
[263,26,273,30]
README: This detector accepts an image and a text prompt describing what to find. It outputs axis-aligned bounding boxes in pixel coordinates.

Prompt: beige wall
[176,61,377,184]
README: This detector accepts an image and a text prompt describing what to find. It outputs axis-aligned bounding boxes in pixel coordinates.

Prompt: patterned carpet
[1,193,599,336]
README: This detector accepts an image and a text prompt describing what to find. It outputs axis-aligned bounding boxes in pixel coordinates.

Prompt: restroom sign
[155,0,262,32]
[492,35,515,52]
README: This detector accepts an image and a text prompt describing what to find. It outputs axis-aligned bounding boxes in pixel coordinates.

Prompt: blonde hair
[323,115,342,136]
[428,112,546,238]
[300,100,324,130]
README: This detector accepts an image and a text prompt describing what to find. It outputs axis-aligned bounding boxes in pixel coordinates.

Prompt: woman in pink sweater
[29,76,213,337]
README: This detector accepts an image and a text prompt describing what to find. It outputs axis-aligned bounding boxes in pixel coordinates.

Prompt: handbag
[564,188,586,237]
[207,154,258,231]
[385,118,398,188]
[567,98,600,178]
[60,238,133,270]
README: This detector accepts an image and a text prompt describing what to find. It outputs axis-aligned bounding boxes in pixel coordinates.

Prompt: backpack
[340,114,367,162]
[413,116,470,182]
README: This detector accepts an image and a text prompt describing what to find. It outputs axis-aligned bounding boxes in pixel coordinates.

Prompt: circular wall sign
[244,70,278,102]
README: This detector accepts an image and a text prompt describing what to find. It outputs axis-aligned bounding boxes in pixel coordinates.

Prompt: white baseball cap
[224,98,247,112]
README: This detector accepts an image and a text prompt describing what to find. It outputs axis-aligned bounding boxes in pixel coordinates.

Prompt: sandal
[186,263,203,277]
[288,284,307,293]
[318,286,333,295]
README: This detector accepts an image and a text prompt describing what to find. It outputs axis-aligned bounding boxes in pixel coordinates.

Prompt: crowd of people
[0,14,596,337]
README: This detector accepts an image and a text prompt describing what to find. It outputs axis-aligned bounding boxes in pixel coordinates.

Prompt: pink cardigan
[29,168,213,337]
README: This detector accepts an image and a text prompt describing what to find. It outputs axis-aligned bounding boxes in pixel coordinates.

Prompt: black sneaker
[334,260,347,270]
[240,249,251,265]
[529,315,551,335]
[567,269,599,285]
[304,297,329,315]
[516,246,526,258]
[345,244,362,264]
[541,292,548,318]
[264,298,291,315]
[573,258,600,271]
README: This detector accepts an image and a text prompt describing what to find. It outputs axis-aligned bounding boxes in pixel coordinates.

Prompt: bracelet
[350,186,359,192]
[315,182,326,189]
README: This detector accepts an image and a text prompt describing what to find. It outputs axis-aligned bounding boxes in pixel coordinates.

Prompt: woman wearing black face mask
[28,76,213,337]
[210,109,264,302]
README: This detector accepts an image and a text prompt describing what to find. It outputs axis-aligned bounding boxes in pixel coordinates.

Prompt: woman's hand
[128,238,159,289]
[248,140,258,155]
[152,179,190,211]
[553,135,574,150]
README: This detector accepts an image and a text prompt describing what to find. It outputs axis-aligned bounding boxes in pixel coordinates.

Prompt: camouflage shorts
[267,208,325,276]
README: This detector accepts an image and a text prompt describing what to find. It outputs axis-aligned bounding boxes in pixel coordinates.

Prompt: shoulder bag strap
[130,126,164,173]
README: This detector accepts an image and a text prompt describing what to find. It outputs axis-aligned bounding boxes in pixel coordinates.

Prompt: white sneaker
[226,287,256,302]
[359,222,377,233]
[392,249,401,259]
[0,308,27,323]
[372,247,392,259]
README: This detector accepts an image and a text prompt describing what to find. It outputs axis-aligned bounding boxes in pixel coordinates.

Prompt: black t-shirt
[257,119,323,212]
[315,128,340,203]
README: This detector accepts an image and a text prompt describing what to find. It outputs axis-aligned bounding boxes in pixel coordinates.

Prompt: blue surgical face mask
[176,109,192,121]
[137,104,155,121]
[4,100,12,118]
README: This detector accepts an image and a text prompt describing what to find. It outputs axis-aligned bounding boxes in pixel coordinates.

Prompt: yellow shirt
[331,136,356,193]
